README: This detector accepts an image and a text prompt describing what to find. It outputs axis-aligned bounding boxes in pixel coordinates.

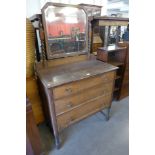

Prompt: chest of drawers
[36,59,117,149]
[30,2,118,149]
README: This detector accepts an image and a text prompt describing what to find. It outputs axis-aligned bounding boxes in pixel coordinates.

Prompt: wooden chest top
[98,45,127,52]
[36,59,118,88]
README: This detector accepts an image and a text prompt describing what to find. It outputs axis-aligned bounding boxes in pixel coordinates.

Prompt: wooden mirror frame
[41,2,89,60]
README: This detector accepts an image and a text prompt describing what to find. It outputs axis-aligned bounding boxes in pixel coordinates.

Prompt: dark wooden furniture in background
[117,42,129,99]
[91,16,129,100]
[97,45,127,100]
[91,16,129,54]
[30,2,118,149]
[26,97,42,155]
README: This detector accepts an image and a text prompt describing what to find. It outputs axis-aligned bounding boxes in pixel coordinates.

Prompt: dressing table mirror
[42,4,88,59]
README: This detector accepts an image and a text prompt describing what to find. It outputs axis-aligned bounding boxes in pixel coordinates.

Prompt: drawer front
[53,71,115,99]
[54,82,113,115]
[57,94,112,131]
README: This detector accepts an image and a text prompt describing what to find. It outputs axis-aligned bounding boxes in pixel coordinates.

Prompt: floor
[38,97,129,155]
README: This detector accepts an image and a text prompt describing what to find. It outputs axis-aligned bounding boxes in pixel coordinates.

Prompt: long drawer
[53,71,115,99]
[57,94,112,131]
[54,82,113,115]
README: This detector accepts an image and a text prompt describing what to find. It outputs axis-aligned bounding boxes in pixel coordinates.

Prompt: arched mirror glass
[42,3,88,59]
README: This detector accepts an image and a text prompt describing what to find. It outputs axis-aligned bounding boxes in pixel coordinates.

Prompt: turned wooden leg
[55,135,61,149]
[44,87,61,149]
[100,107,111,121]
[105,107,110,121]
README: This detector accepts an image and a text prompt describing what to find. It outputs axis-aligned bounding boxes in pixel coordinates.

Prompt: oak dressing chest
[31,2,118,149]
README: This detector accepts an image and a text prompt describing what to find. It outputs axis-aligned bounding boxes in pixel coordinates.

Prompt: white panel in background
[101,0,107,15]
[40,0,61,8]
[52,0,61,2]
[94,0,102,6]
[69,0,94,5]
[59,0,70,4]
[26,0,41,17]
[40,0,48,9]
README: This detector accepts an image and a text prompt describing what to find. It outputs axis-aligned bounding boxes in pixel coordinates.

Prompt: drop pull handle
[65,88,72,93]
[67,102,73,108]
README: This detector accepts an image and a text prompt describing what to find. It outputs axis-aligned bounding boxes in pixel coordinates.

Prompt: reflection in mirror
[109,25,128,45]
[121,25,129,41]
[43,5,87,57]
[109,26,118,45]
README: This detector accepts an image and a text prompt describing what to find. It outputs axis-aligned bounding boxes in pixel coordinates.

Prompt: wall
[107,0,129,17]
[26,0,41,17]
[26,0,107,18]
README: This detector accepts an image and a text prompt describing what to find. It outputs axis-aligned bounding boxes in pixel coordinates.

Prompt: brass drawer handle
[67,102,73,108]
[65,88,72,93]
